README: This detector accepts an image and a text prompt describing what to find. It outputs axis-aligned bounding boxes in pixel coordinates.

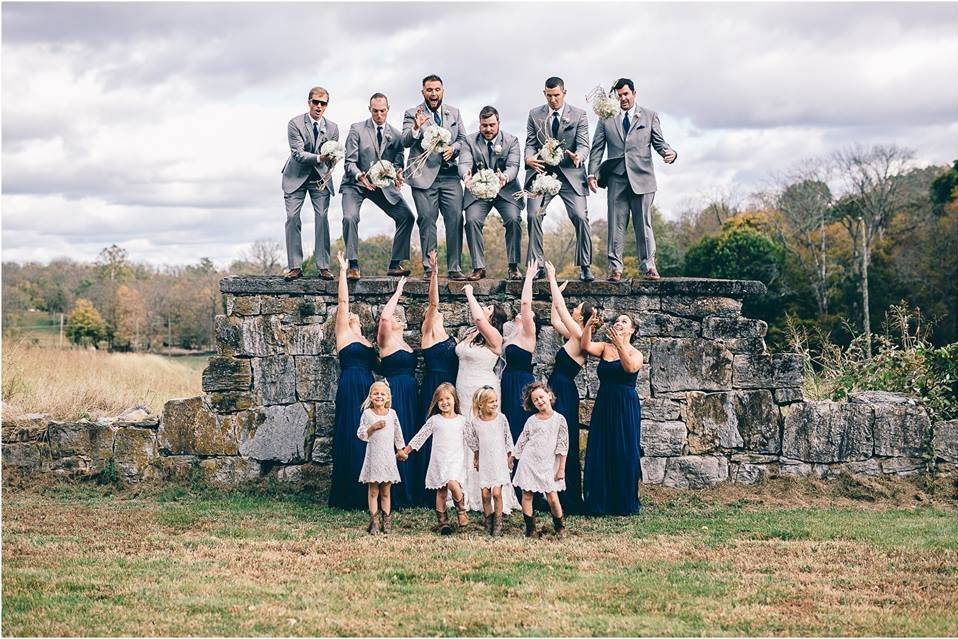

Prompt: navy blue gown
[380,349,418,508]
[583,358,642,516]
[328,342,377,510]
[501,344,536,443]
[549,347,584,513]
[415,337,459,506]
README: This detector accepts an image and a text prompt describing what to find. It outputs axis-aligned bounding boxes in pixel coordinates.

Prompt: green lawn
[2,480,956,636]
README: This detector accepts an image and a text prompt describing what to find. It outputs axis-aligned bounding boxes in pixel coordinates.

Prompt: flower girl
[398,383,469,534]
[513,381,569,538]
[357,381,406,535]
[464,386,515,536]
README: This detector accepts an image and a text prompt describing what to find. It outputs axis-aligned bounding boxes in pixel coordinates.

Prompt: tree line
[2,146,955,353]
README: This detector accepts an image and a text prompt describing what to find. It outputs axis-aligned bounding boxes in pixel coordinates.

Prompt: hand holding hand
[507,454,514,471]
[588,176,599,193]
[663,149,677,164]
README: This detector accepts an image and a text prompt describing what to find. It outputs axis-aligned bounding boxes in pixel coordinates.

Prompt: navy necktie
[433,110,441,126]
[623,111,630,137]
[551,112,559,138]
[377,126,383,147]
[313,122,320,147]
[487,140,494,167]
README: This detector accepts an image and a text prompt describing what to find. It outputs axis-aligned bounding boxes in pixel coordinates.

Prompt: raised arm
[579,314,606,358]
[518,260,537,339]
[546,261,580,340]
[334,251,352,345]
[464,284,502,351]
[377,276,407,346]
[421,251,447,345]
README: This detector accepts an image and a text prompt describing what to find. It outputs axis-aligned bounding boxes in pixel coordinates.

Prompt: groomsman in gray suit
[402,75,468,280]
[458,106,525,281]
[525,76,594,282]
[340,93,416,281]
[281,86,339,281]
[588,78,677,281]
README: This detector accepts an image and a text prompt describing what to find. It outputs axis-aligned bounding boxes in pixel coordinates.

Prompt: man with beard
[402,75,467,280]
[339,93,416,280]
[459,106,525,281]
[525,76,594,282]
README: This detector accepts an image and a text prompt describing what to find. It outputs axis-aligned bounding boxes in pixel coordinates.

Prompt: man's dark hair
[422,74,443,86]
[369,92,389,106]
[478,106,499,121]
[612,78,635,93]
[544,76,564,90]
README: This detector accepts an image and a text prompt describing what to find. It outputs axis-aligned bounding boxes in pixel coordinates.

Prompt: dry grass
[1,340,201,421]
[2,480,956,637]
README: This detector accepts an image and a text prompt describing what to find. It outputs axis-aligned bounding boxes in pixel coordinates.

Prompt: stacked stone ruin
[3,276,956,488]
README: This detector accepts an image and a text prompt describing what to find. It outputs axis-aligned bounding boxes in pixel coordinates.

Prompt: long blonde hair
[471,385,499,419]
[361,381,392,411]
[427,382,460,418]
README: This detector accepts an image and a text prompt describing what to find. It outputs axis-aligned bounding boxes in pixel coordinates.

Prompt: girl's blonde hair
[361,381,392,411]
[427,382,460,418]
[471,385,499,418]
[522,380,556,412]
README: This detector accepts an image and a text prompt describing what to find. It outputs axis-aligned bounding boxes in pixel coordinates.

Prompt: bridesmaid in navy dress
[415,251,459,506]
[580,311,644,516]
[500,261,538,444]
[377,275,418,508]
[544,261,594,514]
[329,251,378,510]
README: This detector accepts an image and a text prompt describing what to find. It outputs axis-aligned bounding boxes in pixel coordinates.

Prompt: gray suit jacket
[401,102,466,190]
[341,119,405,205]
[282,114,340,195]
[588,106,674,195]
[458,130,525,210]
[524,103,590,196]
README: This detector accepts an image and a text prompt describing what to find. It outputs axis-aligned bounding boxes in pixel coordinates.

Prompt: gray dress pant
[464,197,523,269]
[607,174,655,273]
[411,172,464,273]
[340,185,415,265]
[284,180,331,269]
[526,173,592,267]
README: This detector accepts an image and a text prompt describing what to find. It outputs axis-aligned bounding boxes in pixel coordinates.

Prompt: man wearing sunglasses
[281,86,340,281]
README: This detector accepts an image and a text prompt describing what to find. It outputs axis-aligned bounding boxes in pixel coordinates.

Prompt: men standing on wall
[403,75,468,281]
[281,86,340,281]
[340,93,416,281]
[588,78,677,281]
[459,106,525,281]
[525,76,594,282]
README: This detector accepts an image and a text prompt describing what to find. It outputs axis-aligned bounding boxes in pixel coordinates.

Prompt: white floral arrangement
[366,160,397,189]
[469,168,500,201]
[493,143,503,155]
[421,125,452,154]
[538,138,564,166]
[320,140,345,164]
[587,85,619,120]
[530,173,562,197]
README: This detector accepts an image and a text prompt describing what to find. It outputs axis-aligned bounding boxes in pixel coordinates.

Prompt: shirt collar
[309,115,324,128]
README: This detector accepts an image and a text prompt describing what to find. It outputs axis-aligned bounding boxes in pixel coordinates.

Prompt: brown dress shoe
[467,268,486,281]
[346,267,361,281]
[317,268,334,281]
[507,266,522,280]
[447,271,467,281]
[607,270,622,282]
[387,264,412,277]
[283,267,302,281]
[644,267,661,280]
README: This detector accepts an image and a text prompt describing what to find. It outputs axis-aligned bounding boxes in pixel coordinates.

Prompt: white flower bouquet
[366,160,397,189]
[538,138,564,166]
[469,168,500,201]
[421,125,452,154]
[587,85,619,120]
[320,140,345,164]
[530,173,562,197]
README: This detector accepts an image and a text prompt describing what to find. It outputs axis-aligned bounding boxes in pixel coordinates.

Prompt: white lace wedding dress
[454,339,520,513]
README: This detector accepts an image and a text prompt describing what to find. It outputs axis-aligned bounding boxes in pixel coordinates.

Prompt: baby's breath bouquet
[587,85,619,120]
[469,169,500,201]
[367,160,397,189]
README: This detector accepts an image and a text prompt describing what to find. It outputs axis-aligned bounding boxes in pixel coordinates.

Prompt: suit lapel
[626,108,646,142]
[303,114,315,150]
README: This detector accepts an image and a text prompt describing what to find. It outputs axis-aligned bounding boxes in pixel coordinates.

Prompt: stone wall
[3,276,956,488]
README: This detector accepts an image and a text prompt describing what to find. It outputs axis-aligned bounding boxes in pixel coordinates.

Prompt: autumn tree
[65,298,108,347]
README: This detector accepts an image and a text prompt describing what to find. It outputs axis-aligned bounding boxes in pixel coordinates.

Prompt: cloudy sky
[2,1,957,267]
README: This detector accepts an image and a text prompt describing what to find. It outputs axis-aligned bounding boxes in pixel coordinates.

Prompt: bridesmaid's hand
[544,260,557,281]
[428,250,438,273]
[336,251,347,269]
[463,284,474,297]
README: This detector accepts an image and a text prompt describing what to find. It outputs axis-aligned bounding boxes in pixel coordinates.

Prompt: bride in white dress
[456,285,521,513]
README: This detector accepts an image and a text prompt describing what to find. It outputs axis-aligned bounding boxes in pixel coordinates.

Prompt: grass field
[1,340,202,420]
[3,478,955,637]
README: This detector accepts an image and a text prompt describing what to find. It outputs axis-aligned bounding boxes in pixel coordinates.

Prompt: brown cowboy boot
[453,497,469,529]
[483,513,494,535]
[523,513,537,538]
[493,513,504,537]
[381,511,392,534]
[436,509,452,536]
[552,515,565,539]
[367,513,380,535]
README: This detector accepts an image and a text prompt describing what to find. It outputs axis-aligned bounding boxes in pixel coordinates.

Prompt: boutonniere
[561,117,570,126]
[319,128,326,137]
[493,143,503,155]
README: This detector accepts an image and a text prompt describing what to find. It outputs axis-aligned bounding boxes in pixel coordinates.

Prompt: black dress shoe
[507,267,522,280]
[580,266,595,282]
[447,271,467,281]
[387,264,412,276]
[533,268,546,280]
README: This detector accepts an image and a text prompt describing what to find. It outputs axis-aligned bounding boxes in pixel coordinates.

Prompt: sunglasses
[310,99,328,107]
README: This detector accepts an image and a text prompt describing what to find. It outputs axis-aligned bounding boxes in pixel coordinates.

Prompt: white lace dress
[513,411,570,494]
[407,414,468,489]
[464,414,515,488]
[356,408,406,483]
